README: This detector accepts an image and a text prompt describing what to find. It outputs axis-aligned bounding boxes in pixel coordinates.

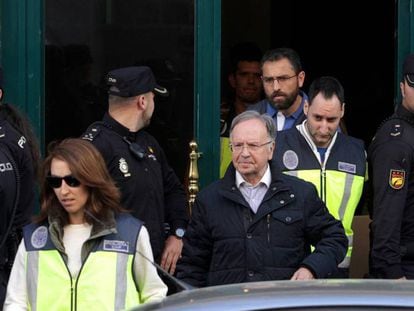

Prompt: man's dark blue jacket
[177,162,347,287]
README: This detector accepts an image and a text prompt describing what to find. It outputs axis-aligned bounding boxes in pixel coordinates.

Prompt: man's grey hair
[229,110,276,141]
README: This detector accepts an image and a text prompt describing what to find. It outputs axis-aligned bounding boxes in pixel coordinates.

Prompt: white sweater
[3,224,167,310]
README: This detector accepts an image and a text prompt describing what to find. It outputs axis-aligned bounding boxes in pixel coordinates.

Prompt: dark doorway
[44,0,194,182]
[222,0,396,147]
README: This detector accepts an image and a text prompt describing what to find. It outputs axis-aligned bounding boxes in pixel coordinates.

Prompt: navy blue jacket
[368,105,414,278]
[177,163,347,287]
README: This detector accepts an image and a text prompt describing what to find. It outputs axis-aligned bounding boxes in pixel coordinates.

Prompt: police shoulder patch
[390,123,403,137]
[282,150,299,170]
[82,122,103,141]
[31,226,48,249]
[0,125,5,138]
[389,169,405,190]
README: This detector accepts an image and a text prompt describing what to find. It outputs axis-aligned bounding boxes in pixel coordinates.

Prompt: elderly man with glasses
[177,110,347,287]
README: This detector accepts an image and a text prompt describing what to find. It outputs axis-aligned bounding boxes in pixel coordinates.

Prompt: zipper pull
[267,214,271,243]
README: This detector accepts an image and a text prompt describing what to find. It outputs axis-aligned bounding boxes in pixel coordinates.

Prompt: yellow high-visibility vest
[274,124,367,268]
[23,215,142,310]
[220,136,232,177]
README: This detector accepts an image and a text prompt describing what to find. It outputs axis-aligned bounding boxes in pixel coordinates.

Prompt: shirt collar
[235,164,271,188]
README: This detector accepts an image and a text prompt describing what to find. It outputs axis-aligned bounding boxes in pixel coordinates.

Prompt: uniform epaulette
[374,114,414,135]
[0,124,6,139]
[82,121,104,141]
[374,114,414,139]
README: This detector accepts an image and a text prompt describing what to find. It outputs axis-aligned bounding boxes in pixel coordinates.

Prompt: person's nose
[60,181,70,194]
[247,74,255,83]
[319,120,330,133]
[272,79,281,91]
[240,145,251,157]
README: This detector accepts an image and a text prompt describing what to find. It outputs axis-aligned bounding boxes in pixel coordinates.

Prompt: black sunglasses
[46,175,81,188]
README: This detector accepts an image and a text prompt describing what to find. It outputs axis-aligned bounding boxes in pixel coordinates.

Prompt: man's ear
[268,141,275,160]
[136,95,146,110]
[341,102,345,118]
[303,99,309,116]
[298,71,305,88]
[400,81,405,99]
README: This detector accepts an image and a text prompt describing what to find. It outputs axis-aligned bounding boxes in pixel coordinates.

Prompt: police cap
[106,66,168,97]
[403,54,414,87]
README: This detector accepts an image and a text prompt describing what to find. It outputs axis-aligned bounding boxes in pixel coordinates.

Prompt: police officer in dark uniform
[0,144,18,307]
[82,66,188,277]
[369,53,414,279]
[0,68,40,306]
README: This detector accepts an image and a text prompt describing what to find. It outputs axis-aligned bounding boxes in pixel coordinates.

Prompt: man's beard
[268,88,299,111]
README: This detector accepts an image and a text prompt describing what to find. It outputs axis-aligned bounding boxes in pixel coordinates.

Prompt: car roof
[133,279,414,311]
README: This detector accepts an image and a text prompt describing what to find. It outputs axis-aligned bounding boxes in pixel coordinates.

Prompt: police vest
[220,137,232,178]
[274,127,367,268]
[23,214,143,311]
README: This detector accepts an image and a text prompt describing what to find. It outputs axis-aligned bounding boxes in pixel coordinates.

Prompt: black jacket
[82,113,188,260]
[177,162,347,287]
[0,113,36,237]
[368,105,414,278]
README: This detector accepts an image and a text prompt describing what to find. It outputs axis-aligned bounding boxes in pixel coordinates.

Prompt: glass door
[44,0,196,184]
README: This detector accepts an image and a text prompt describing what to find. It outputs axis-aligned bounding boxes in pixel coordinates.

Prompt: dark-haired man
[220,42,264,177]
[273,76,367,278]
[249,47,308,131]
[82,66,188,277]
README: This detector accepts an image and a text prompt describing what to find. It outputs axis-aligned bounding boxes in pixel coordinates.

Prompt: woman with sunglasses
[4,138,167,310]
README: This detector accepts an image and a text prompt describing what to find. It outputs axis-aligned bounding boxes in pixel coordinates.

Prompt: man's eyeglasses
[46,175,81,188]
[230,141,273,153]
[261,74,297,85]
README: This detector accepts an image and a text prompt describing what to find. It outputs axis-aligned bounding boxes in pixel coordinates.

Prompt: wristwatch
[174,228,186,239]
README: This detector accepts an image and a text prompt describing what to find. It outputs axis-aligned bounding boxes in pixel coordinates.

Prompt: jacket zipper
[59,252,75,311]
[60,247,90,310]
[267,214,271,244]
[320,167,327,203]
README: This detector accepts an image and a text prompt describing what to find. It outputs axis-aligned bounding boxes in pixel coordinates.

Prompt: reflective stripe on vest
[23,215,142,310]
[285,169,364,268]
[25,248,138,310]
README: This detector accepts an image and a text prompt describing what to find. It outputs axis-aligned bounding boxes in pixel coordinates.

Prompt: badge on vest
[338,161,356,174]
[283,150,299,170]
[389,169,405,190]
[103,240,130,253]
[31,226,48,249]
[119,158,131,177]
[147,146,157,161]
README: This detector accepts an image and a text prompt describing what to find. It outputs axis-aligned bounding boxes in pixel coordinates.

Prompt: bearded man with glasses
[249,48,308,131]
[177,110,347,287]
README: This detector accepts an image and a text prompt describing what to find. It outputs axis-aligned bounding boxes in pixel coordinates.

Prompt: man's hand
[160,235,183,275]
[290,267,315,280]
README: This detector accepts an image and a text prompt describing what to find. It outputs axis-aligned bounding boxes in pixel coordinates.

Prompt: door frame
[1,0,44,147]
[195,0,221,187]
